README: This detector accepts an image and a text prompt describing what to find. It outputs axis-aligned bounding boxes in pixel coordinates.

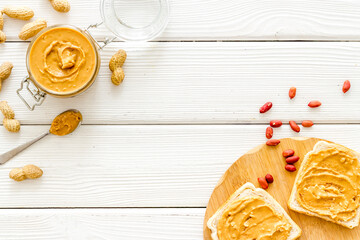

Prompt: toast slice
[288,141,360,229]
[207,182,301,240]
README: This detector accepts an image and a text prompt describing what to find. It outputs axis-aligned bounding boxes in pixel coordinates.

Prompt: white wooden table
[1,0,360,239]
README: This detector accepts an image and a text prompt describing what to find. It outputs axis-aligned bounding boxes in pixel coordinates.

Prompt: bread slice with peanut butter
[207,182,301,240]
[288,141,360,229]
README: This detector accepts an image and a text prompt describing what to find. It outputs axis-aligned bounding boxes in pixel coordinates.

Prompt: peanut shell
[3,118,20,132]
[50,0,70,13]
[0,30,5,43]
[23,164,43,179]
[9,168,26,181]
[109,49,127,71]
[3,6,34,20]
[0,101,15,119]
[111,67,125,86]
[0,62,13,90]
[0,12,4,30]
[18,18,47,40]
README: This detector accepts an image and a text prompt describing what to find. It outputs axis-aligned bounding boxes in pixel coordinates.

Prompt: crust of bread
[207,182,301,240]
[288,141,360,229]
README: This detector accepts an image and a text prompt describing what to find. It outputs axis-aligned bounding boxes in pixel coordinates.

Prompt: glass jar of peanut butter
[17,25,101,110]
[17,0,169,110]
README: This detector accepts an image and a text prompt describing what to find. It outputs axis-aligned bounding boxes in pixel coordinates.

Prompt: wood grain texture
[2,0,360,40]
[203,137,360,239]
[0,208,204,239]
[0,124,360,208]
[1,42,360,124]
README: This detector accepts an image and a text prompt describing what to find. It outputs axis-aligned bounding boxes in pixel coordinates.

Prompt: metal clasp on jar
[16,76,46,111]
[84,22,117,50]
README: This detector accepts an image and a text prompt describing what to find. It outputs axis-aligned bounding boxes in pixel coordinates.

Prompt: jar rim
[100,0,170,41]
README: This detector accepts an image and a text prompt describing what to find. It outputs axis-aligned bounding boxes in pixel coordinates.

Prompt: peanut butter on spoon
[0,109,83,165]
[50,110,82,136]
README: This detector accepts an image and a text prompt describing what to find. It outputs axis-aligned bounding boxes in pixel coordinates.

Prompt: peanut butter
[217,196,291,240]
[29,27,96,94]
[296,147,360,221]
[50,111,82,136]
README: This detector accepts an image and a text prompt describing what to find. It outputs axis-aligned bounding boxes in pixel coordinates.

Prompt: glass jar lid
[100,0,169,41]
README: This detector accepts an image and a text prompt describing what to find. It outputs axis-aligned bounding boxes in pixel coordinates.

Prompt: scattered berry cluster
[260,80,351,145]
[283,149,299,172]
[258,173,274,190]
[257,81,351,189]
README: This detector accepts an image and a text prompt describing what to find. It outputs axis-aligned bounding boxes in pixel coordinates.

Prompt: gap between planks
[0,206,206,209]
[4,123,360,126]
[7,40,360,43]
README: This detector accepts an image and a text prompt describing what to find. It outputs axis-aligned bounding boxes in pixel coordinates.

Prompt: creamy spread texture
[29,27,96,94]
[50,111,82,136]
[295,147,360,221]
[217,196,291,240]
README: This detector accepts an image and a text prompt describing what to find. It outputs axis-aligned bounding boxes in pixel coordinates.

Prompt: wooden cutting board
[203,137,360,239]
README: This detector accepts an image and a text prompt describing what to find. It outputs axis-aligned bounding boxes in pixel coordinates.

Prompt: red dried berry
[302,120,314,127]
[289,121,300,132]
[282,149,295,158]
[285,164,297,172]
[308,100,321,108]
[343,80,351,93]
[266,139,280,146]
[270,120,282,128]
[265,174,274,183]
[289,87,296,99]
[266,127,273,139]
[259,102,273,113]
[286,156,300,164]
[258,177,269,189]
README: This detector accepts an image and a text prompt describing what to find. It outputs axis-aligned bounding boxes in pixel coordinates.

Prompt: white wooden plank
[2,0,360,41]
[0,208,203,239]
[0,124,359,207]
[0,42,360,124]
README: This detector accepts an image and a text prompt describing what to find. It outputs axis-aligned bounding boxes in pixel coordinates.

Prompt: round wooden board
[203,137,360,240]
